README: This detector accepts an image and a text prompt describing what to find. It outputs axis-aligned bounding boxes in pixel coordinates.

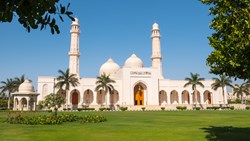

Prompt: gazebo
[12,80,39,111]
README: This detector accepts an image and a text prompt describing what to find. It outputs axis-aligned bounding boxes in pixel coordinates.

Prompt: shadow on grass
[201,126,250,141]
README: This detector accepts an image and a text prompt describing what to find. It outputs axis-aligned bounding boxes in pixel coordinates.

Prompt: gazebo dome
[124,54,144,68]
[99,58,120,76]
[18,80,35,93]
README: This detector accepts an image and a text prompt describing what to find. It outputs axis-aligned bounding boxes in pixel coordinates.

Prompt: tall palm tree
[211,75,233,105]
[13,74,25,92]
[55,69,79,108]
[233,82,250,104]
[184,73,205,108]
[95,73,116,107]
[0,78,15,109]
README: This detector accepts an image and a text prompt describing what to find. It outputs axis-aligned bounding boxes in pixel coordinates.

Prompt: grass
[0,110,250,141]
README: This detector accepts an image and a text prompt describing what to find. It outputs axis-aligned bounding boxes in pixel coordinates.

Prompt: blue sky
[0,0,242,90]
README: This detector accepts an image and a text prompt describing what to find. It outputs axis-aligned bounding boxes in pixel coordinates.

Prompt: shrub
[230,106,234,110]
[99,108,110,111]
[176,106,187,110]
[6,113,107,125]
[246,107,250,110]
[120,107,128,111]
[141,107,146,111]
[194,107,201,110]
[161,107,165,111]
[78,108,95,111]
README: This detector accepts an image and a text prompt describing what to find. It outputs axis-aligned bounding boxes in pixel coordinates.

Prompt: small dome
[153,22,159,30]
[124,54,144,68]
[18,80,35,93]
[100,58,120,76]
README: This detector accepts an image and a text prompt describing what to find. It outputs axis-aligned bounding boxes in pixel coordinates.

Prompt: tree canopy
[200,0,250,80]
[0,0,74,34]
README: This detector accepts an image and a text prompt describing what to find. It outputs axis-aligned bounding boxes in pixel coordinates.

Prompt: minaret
[68,18,80,78]
[151,22,163,79]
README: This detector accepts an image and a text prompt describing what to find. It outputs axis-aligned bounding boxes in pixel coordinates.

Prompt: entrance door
[134,85,144,106]
[72,92,79,110]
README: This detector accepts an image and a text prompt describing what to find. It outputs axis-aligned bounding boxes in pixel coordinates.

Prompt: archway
[134,82,146,106]
[97,90,105,105]
[71,89,80,110]
[110,90,119,105]
[83,89,94,105]
[159,90,167,105]
[204,90,212,104]
[29,98,34,111]
[170,90,178,104]
[182,90,190,104]
[20,98,27,111]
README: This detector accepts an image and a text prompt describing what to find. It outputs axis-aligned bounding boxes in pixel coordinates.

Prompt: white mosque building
[37,19,227,110]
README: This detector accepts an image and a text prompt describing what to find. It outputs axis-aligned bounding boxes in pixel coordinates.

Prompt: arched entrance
[170,90,178,104]
[134,83,146,106]
[110,90,119,105]
[182,90,190,104]
[204,90,212,104]
[83,89,94,106]
[71,89,80,110]
[159,90,167,105]
[21,98,27,111]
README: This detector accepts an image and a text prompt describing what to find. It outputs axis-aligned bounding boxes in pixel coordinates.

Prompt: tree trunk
[222,87,225,105]
[194,89,197,108]
[65,90,68,109]
[7,92,10,109]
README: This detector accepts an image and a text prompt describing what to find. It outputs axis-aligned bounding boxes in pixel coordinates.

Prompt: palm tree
[95,73,116,107]
[184,73,205,108]
[55,69,79,108]
[0,78,15,109]
[13,74,25,92]
[211,75,233,105]
[233,82,250,104]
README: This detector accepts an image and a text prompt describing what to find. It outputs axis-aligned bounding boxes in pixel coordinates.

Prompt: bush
[78,108,95,111]
[246,107,250,110]
[207,106,219,110]
[141,107,146,111]
[120,107,128,111]
[99,108,110,111]
[6,113,107,125]
[161,107,165,111]
[230,106,234,110]
[176,106,187,110]
[194,107,201,110]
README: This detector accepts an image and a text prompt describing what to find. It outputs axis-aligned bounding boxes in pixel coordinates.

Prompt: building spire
[151,21,163,79]
[68,18,80,78]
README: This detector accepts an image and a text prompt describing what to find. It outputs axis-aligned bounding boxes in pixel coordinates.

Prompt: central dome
[18,80,35,93]
[124,54,144,68]
[99,58,120,76]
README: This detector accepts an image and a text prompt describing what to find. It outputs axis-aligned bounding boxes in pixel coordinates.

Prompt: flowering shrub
[6,113,107,125]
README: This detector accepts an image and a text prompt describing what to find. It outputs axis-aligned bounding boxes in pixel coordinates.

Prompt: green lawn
[0,110,250,141]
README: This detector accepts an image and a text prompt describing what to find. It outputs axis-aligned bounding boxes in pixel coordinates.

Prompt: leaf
[67,3,70,10]
[59,15,64,22]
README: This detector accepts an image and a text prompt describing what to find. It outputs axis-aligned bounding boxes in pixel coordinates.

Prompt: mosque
[37,19,227,110]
